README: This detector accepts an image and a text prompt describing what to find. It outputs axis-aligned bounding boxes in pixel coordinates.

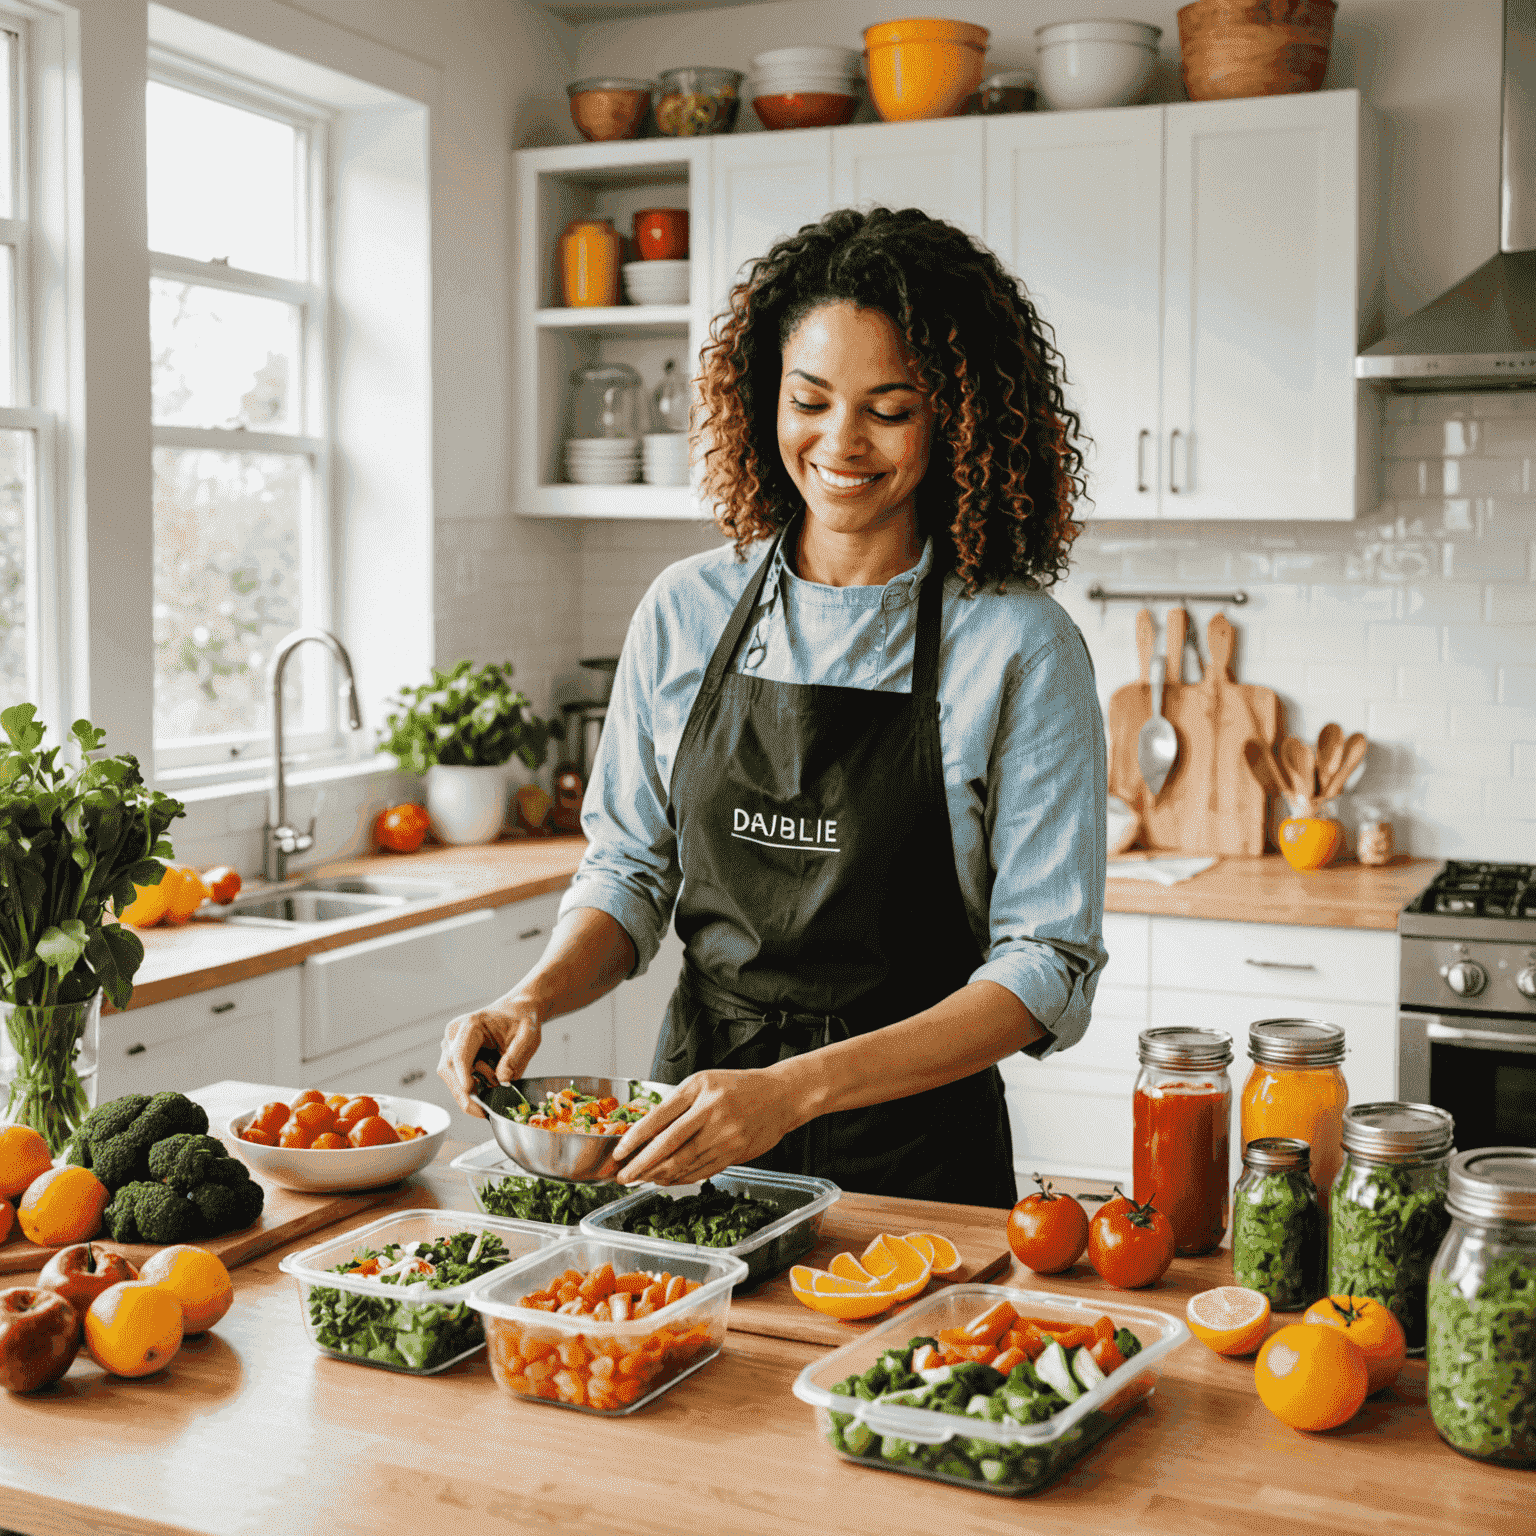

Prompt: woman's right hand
[437,997,543,1116]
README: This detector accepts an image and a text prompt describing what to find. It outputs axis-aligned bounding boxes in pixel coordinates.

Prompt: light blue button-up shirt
[560,534,1108,1057]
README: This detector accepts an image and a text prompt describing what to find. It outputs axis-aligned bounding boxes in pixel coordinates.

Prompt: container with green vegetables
[278,1209,554,1374]
[1232,1136,1323,1311]
[1428,1147,1536,1467]
[451,1140,630,1229]
[1328,1102,1454,1351]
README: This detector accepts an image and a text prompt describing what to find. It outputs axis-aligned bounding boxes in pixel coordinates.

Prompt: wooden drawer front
[301,908,500,1063]
[1000,1060,1134,1184]
[315,1022,484,1144]
[1150,918,1397,1005]
[1101,912,1150,991]
[100,1012,278,1103]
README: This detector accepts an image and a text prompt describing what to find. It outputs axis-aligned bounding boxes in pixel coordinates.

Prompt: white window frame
[148,54,338,777]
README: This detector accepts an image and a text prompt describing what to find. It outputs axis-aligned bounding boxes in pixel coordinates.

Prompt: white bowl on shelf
[1034,19,1161,111]
[623,259,690,306]
[752,45,861,77]
[567,463,640,485]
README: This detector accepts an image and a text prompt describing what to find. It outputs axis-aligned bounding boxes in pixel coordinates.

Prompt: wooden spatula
[1280,737,1316,805]
[1321,732,1368,799]
[1316,723,1344,796]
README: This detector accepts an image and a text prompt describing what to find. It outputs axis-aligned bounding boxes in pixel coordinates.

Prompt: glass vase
[0,992,102,1155]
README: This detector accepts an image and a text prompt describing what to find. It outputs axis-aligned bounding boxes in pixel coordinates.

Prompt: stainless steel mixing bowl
[472,1075,671,1182]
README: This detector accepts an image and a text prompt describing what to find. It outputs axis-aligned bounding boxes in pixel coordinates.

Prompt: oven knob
[1517,967,1536,1000]
[1441,960,1488,998]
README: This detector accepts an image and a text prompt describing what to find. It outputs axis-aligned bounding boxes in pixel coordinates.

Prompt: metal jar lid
[1248,1018,1346,1068]
[1242,1136,1313,1174]
[1446,1147,1536,1225]
[1137,1027,1233,1070]
[1341,1102,1455,1162]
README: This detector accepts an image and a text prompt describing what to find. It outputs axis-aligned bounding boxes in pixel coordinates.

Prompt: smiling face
[776,302,935,550]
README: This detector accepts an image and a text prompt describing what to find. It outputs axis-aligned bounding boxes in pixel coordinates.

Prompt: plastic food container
[579,1167,840,1288]
[793,1284,1190,1496]
[279,1209,555,1375]
[450,1140,631,1231]
[469,1235,748,1414]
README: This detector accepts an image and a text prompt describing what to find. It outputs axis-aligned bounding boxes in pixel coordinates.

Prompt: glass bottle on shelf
[652,360,686,433]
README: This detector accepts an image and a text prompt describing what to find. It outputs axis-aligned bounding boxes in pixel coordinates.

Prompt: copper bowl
[753,91,859,131]
[1177,0,1336,101]
[567,78,652,142]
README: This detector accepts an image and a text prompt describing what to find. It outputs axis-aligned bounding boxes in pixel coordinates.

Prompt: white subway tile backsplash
[1369,699,1449,741]
[1515,743,1536,779]
[1412,736,1519,778]
[1396,662,1497,705]
[1444,623,1523,668]
[1399,581,1486,623]
[1366,624,1439,664]
[1503,665,1536,708]
[1449,702,1536,740]
[1480,417,1536,454]
[1305,662,1394,697]
[1484,779,1536,820]
[1312,585,1395,623]
[1260,622,1366,663]
[1485,586,1536,623]
[1384,420,1480,457]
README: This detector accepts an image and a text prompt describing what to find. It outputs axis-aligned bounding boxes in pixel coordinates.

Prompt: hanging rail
[1084,583,1248,608]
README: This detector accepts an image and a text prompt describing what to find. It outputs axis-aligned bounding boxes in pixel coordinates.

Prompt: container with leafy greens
[581,1166,840,1288]
[1233,1137,1323,1311]
[451,1140,632,1229]
[1427,1147,1536,1467]
[279,1210,554,1374]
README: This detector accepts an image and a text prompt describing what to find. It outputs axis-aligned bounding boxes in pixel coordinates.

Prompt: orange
[17,1165,108,1246]
[860,1233,933,1303]
[1278,816,1345,872]
[1302,1294,1407,1395]
[163,865,210,921]
[139,1245,233,1334]
[788,1266,898,1321]
[0,1195,11,1243]
[0,1125,53,1200]
[1187,1286,1271,1356]
[827,1251,880,1285]
[348,1116,398,1148]
[85,1280,184,1377]
[116,876,172,928]
[901,1231,961,1275]
[1254,1323,1369,1432]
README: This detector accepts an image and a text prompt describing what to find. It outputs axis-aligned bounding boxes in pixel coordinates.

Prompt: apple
[37,1242,139,1321]
[0,1285,82,1393]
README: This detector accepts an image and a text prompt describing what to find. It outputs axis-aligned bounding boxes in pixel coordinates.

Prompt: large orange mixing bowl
[863,17,989,121]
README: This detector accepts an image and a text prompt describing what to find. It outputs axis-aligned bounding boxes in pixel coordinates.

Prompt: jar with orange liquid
[1239,1019,1348,1216]
[1133,1027,1233,1256]
[558,218,621,307]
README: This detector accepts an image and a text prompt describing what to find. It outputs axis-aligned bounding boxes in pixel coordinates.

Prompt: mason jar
[1233,1136,1324,1312]
[1427,1147,1536,1467]
[1329,1102,1454,1351]
[1240,1019,1349,1218]
[1134,1027,1232,1256]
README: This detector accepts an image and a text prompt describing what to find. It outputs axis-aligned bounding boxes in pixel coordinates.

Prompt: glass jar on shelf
[1329,1101,1454,1351]
[1355,803,1395,866]
[558,217,621,307]
[651,359,686,433]
[564,363,642,486]
[1233,1136,1324,1311]
[1133,1027,1233,1256]
[1240,1018,1349,1218]
[1427,1147,1536,1466]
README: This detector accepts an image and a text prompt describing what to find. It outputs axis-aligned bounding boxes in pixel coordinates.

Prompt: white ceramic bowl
[566,436,640,454]
[753,45,861,76]
[226,1093,450,1193]
[568,462,640,484]
[750,73,863,96]
[1035,19,1161,111]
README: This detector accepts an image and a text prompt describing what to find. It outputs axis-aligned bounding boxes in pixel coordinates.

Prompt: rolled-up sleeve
[970,626,1107,1057]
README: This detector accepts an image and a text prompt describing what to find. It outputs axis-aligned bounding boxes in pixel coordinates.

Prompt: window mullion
[150,249,312,307]
[151,424,323,457]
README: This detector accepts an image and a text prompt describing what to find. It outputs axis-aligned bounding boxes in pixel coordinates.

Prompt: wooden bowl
[1177,0,1335,101]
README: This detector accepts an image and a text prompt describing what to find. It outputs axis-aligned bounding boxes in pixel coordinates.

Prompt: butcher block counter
[0,1103,1520,1536]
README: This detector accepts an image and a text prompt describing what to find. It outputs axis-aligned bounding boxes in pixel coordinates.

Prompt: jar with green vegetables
[1233,1137,1323,1311]
[1428,1147,1536,1467]
[1329,1102,1454,1350]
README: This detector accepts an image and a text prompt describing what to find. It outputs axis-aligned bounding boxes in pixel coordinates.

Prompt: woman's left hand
[610,1068,801,1186]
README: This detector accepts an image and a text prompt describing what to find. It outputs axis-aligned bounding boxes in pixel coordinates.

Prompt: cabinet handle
[399,1068,426,1086]
[1136,429,1149,493]
[126,1043,146,1056]
[1243,958,1317,972]
[517,927,543,942]
[1427,1021,1536,1055]
[1168,429,1182,494]
[210,1001,236,1015]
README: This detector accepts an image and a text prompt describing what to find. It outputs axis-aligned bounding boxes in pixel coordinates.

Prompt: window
[147,72,332,770]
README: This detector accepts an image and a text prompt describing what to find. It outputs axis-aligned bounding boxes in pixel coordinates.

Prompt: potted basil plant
[377,661,562,845]
[0,707,184,1152]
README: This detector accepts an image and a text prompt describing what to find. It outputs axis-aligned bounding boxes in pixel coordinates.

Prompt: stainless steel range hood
[1358,0,1536,391]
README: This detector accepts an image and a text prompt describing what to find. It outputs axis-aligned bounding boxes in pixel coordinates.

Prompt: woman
[440,208,1107,1208]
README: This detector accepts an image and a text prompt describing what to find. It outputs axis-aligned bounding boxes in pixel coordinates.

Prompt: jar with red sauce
[1134,1027,1233,1256]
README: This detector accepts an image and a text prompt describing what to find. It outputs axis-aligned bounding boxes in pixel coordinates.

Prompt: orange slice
[861,1233,933,1303]
[828,1251,880,1285]
[902,1231,961,1276]
[788,1266,898,1321]
[1187,1286,1271,1357]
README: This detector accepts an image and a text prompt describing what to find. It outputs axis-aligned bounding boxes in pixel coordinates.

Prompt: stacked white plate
[750,44,863,99]
[641,432,690,487]
[565,435,639,485]
[623,259,690,306]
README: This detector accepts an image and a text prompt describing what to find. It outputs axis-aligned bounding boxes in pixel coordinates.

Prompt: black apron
[651,524,1016,1209]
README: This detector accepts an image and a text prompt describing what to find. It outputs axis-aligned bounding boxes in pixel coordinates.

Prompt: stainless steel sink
[200,875,455,928]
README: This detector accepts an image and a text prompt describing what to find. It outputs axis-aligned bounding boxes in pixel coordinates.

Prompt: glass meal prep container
[792,1284,1191,1497]
[278,1209,554,1375]
[468,1235,748,1415]
[450,1139,631,1231]
[578,1166,840,1288]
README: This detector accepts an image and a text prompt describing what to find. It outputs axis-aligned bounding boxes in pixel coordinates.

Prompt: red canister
[633,208,689,261]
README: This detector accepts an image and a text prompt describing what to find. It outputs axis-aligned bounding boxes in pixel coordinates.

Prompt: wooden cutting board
[726,1190,1012,1347]
[1107,610,1283,857]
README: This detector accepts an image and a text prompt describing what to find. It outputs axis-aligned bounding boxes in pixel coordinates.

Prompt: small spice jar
[1233,1137,1324,1311]
[1133,1027,1233,1256]
[1329,1102,1454,1350]
[1240,1019,1349,1217]
[1428,1147,1536,1466]
[1356,804,1395,866]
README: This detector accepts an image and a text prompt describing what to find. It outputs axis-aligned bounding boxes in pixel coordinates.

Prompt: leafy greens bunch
[377,660,561,775]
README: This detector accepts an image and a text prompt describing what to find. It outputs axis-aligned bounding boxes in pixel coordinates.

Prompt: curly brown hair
[697,206,1087,593]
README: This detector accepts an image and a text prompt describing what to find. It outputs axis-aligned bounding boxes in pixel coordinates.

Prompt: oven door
[1399,1009,1536,1150]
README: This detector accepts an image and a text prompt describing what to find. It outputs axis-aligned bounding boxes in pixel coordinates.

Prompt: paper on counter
[1105,855,1217,887]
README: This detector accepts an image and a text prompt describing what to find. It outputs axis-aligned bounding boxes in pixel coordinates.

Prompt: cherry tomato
[325,1094,349,1110]
[291,1089,325,1110]
[1087,1187,1176,1289]
[333,1096,380,1135]
[309,1132,347,1150]
[348,1116,399,1148]
[250,1101,289,1138]
[1006,1174,1089,1274]
[278,1123,313,1149]
[241,1127,275,1146]
[292,1102,336,1138]
[374,803,430,853]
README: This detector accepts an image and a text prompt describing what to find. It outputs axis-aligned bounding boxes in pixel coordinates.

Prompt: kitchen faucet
[262,627,364,882]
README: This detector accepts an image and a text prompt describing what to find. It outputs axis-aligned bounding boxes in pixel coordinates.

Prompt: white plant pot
[425,764,508,845]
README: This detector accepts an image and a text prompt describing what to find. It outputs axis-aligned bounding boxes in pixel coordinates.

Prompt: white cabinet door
[832,119,984,238]
[1162,92,1361,521]
[711,132,834,308]
[984,108,1164,521]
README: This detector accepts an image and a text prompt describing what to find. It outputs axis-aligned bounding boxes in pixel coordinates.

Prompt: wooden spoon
[1280,736,1316,804]
[1322,732,1368,800]
[1166,606,1188,684]
[1316,723,1344,796]
[1243,739,1290,804]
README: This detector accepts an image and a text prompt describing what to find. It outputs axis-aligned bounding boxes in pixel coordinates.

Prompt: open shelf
[536,305,690,336]
[526,484,704,520]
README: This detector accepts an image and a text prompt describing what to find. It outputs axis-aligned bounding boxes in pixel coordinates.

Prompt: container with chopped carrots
[468,1237,748,1414]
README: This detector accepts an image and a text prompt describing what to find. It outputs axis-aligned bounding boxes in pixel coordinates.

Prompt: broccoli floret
[62,1131,92,1169]
[135,1090,209,1144]
[71,1091,210,1192]
[104,1181,197,1245]
[188,1172,263,1235]
[78,1093,152,1146]
[92,1130,158,1192]
[148,1133,230,1192]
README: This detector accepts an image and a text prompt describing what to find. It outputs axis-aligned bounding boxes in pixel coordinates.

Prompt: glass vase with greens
[377,660,561,774]
[0,706,184,1152]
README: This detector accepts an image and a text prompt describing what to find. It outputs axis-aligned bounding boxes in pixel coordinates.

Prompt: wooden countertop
[1105,854,1437,930]
[0,1112,1520,1536]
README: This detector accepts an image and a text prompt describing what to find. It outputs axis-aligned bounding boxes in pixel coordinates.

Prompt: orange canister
[1240,1018,1348,1215]
[559,218,621,307]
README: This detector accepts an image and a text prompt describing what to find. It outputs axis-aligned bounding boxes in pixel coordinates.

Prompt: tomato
[277,1123,312,1149]
[1254,1323,1369,1431]
[241,1128,275,1146]
[290,1089,325,1110]
[308,1132,347,1150]
[1006,1174,1089,1274]
[333,1096,379,1135]
[1087,1188,1175,1289]
[1302,1294,1406,1395]
[325,1094,349,1110]
[348,1116,399,1148]
[292,1102,335,1139]
[374,803,430,853]
[250,1101,289,1138]
[201,866,242,904]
